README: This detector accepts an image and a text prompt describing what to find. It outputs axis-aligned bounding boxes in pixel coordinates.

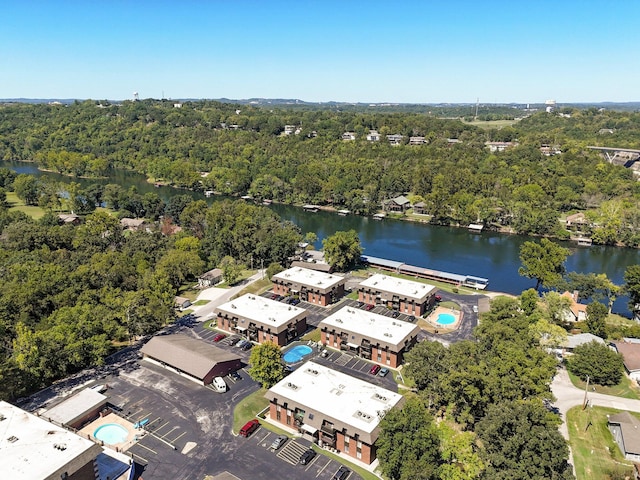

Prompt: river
[4,160,640,315]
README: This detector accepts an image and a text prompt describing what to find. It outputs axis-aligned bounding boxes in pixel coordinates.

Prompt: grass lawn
[462,118,519,129]
[232,388,269,433]
[192,299,210,306]
[568,370,640,400]
[202,319,217,330]
[302,329,321,343]
[232,276,272,299]
[567,405,635,479]
[6,191,46,219]
[346,290,359,300]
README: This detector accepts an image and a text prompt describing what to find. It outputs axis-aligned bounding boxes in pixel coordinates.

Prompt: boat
[303,205,320,213]
[204,190,215,198]
[337,209,350,216]
[372,213,386,220]
[468,223,483,233]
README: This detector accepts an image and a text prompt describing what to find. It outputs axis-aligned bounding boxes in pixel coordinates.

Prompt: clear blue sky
[2,0,639,103]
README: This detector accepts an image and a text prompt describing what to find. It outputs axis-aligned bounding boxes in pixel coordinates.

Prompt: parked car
[270,435,287,451]
[213,333,226,342]
[299,448,316,465]
[227,337,240,346]
[332,466,351,480]
[239,419,260,437]
[235,339,248,348]
[369,364,381,375]
[230,371,242,381]
[407,315,415,322]
[378,367,389,377]
[391,310,400,318]
[365,304,375,311]
[241,342,253,351]
[291,298,301,306]
[435,295,442,302]
[355,301,364,308]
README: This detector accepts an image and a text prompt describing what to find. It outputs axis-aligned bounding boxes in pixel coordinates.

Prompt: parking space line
[257,431,271,444]
[130,452,148,464]
[316,459,332,477]
[135,411,152,422]
[152,421,170,433]
[145,417,163,428]
[160,426,179,439]
[171,431,186,443]
[128,408,143,419]
[304,454,319,470]
[135,442,158,455]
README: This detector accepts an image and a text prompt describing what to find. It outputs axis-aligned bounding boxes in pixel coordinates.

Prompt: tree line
[2,100,640,244]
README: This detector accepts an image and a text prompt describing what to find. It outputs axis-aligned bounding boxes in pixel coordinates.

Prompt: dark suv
[299,448,316,465]
[333,466,351,480]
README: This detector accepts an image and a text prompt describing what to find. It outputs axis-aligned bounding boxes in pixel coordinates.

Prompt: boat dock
[361,255,489,290]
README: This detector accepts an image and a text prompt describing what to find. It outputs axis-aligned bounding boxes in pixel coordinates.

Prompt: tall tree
[624,265,640,319]
[567,341,624,386]
[586,301,608,338]
[247,341,285,388]
[13,174,39,205]
[518,238,571,290]
[322,229,362,272]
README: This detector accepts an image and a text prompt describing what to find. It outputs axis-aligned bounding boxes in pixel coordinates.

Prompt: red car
[434,295,442,302]
[213,333,226,342]
[365,304,375,311]
[369,364,381,375]
[239,419,260,437]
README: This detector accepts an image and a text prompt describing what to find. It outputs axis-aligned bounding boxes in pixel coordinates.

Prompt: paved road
[552,367,640,439]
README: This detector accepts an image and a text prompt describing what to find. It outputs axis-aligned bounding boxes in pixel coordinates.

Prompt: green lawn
[6,191,47,219]
[232,388,269,433]
[567,405,635,479]
[462,118,519,129]
[192,299,210,306]
[232,276,272,299]
[568,370,640,400]
[302,329,321,343]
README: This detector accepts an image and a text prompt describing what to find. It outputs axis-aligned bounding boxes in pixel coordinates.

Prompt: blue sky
[2,0,639,103]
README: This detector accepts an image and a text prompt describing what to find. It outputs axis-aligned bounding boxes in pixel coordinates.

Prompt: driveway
[190,270,265,320]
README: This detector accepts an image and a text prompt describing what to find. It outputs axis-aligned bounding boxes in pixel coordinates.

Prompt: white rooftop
[320,306,419,348]
[268,361,402,435]
[216,293,306,328]
[359,273,436,301]
[566,333,605,349]
[43,388,107,426]
[273,266,344,289]
[0,401,103,480]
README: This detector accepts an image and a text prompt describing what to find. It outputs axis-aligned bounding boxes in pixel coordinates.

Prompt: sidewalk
[190,270,265,320]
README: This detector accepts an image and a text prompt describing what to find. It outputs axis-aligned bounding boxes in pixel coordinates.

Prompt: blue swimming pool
[94,423,128,445]
[283,345,313,363]
[436,313,456,325]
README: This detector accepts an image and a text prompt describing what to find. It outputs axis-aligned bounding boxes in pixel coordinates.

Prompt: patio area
[420,305,463,333]
[78,412,139,453]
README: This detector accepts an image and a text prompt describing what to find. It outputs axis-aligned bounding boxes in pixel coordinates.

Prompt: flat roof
[359,273,436,301]
[272,266,344,290]
[320,306,419,349]
[0,401,103,479]
[216,293,306,329]
[266,362,402,441]
[42,388,107,426]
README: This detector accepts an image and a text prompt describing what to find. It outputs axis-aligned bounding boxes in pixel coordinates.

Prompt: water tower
[133,92,139,102]
[545,99,556,113]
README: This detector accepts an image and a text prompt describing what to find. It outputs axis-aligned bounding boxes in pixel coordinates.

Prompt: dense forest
[2,100,640,244]
[0,189,301,400]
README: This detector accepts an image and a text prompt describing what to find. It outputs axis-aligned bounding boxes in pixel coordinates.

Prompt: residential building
[557,333,605,357]
[272,266,345,306]
[264,361,404,464]
[215,293,307,346]
[386,134,404,145]
[485,141,518,152]
[366,130,380,142]
[611,341,640,382]
[409,136,426,145]
[318,306,420,367]
[58,213,81,225]
[119,217,147,232]
[358,273,437,316]
[283,125,297,135]
[174,296,191,311]
[0,401,133,480]
[140,334,241,385]
[560,291,588,322]
[384,195,411,212]
[412,202,427,214]
[342,132,356,141]
[609,411,640,462]
[198,268,224,288]
[565,212,588,230]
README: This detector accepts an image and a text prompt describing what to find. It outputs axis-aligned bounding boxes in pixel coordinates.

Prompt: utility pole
[582,375,590,410]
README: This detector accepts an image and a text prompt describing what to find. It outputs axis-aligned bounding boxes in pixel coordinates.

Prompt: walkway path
[189,270,266,321]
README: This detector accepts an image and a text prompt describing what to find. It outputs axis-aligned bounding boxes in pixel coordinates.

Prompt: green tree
[437,420,484,480]
[476,400,574,480]
[567,341,624,386]
[13,174,39,205]
[624,265,640,319]
[322,229,362,272]
[377,395,441,480]
[247,341,285,388]
[586,301,608,338]
[266,262,283,279]
[518,238,571,290]
[519,288,540,316]
[529,318,568,349]
[219,256,242,285]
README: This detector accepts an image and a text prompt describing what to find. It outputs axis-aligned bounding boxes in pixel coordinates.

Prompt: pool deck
[424,306,463,332]
[282,340,320,365]
[78,412,139,453]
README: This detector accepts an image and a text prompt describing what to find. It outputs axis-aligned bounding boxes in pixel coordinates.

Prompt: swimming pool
[436,313,456,325]
[94,423,128,445]
[283,345,313,363]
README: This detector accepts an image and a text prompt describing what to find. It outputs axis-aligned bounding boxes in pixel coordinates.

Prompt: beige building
[272,266,345,306]
[358,273,437,316]
[265,362,403,464]
[216,293,307,346]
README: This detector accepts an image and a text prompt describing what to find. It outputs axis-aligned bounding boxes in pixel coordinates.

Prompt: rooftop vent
[373,393,389,402]
[285,382,299,391]
[336,319,343,323]
[383,332,392,337]
[53,443,67,451]
[7,436,18,443]
[305,368,320,376]
[0,414,5,421]
[353,410,374,422]
[231,304,236,309]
